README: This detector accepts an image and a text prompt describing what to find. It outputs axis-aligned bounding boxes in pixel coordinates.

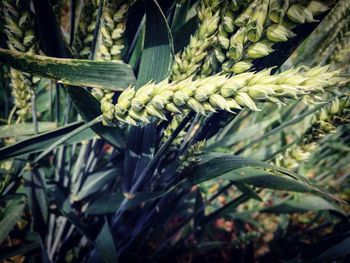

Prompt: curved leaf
[186,152,309,186]
[230,195,344,218]
[221,168,313,193]
[260,195,344,215]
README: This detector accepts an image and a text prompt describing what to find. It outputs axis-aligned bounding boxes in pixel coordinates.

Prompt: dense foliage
[0,0,349,262]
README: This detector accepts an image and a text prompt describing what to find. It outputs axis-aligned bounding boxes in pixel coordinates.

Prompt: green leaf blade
[0,48,135,91]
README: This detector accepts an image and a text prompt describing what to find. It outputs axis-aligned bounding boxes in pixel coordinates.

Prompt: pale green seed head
[222,9,235,33]
[266,24,296,42]
[117,115,137,126]
[247,40,274,58]
[234,92,260,111]
[232,60,253,73]
[203,102,217,112]
[220,82,240,97]
[218,31,230,50]
[234,0,259,26]
[319,121,336,133]
[195,3,207,21]
[113,3,128,22]
[268,0,289,23]
[277,70,308,85]
[248,68,275,85]
[103,14,115,31]
[329,97,340,115]
[101,101,115,121]
[303,66,329,77]
[291,147,311,162]
[226,98,242,109]
[271,84,301,98]
[307,1,329,16]
[187,98,206,115]
[135,82,155,104]
[287,4,306,23]
[229,0,240,11]
[287,4,317,23]
[131,98,144,112]
[83,34,94,45]
[228,42,243,60]
[18,11,32,29]
[194,88,211,102]
[230,71,254,85]
[269,10,284,24]
[165,102,183,114]
[158,90,174,101]
[246,0,269,42]
[209,94,231,111]
[199,11,220,38]
[112,28,124,39]
[117,86,135,110]
[23,29,35,46]
[173,91,189,106]
[214,47,226,63]
[146,104,167,120]
[5,20,23,38]
[228,28,246,60]
[246,22,263,43]
[115,104,126,117]
[151,95,168,110]
[181,85,197,98]
[248,84,275,98]
[111,45,123,56]
[128,108,150,123]
[87,21,97,33]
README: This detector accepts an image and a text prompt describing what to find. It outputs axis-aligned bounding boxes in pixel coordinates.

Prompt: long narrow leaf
[0,48,135,91]
[0,122,95,161]
[221,168,314,193]
[86,191,167,214]
[0,196,26,244]
[136,0,174,86]
[0,122,57,139]
[186,152,310,185]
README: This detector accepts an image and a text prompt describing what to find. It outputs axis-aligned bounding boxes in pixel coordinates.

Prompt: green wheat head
[1,0,39,121]
[274,95,350,169]
[101,65,342,126]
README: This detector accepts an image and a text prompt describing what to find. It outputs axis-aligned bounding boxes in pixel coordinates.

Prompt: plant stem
[30,87,38,134]
[111,112,195,230]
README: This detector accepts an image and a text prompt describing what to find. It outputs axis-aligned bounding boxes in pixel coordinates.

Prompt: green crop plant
[0,0,349,262]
